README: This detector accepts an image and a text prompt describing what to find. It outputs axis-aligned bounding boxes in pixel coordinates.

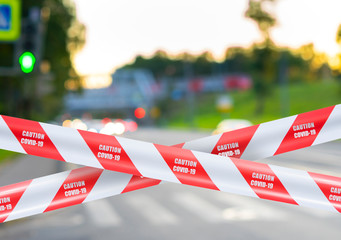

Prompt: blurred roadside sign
[216,94,233,113]
[0,0,20,41]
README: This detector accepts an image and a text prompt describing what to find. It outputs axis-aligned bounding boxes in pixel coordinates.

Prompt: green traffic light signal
[19,52,36,73]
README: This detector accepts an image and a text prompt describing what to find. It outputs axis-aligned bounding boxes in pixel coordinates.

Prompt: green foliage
[164,81,341,129]
[125,41,337,116]
[192,52,214,75]
[125,44,330,89]
[337,24,341,44]
[125,51,218,79]
[126,50,185,79]
[0,0,85,121]
[0,149,18,163]
[245,0,276,42]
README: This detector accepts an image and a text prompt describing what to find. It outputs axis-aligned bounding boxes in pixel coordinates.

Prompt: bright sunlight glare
[73,0,341,79]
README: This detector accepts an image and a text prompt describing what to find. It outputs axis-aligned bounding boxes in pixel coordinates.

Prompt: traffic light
[22,19,37,52]
[18,7,40,73]
[19,51,36,73]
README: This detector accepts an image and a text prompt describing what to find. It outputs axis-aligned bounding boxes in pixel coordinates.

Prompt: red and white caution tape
[1,148,341,222]
[0,104,340,222]
[1,105,340,173]
[181,104,341,159]
[0,167,160,222]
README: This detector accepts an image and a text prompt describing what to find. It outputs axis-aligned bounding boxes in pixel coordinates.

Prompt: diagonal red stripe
[172,143,185,148]
[2,116,64,161]
[211,125,259,158]
[309,172,341,213]
[0,180,32,223]
[44,167,103,212]
[121,175,161,194]
[154,144,219,190]
[78,130,141,176]
[231,158,298,205]
[275,106,335,155]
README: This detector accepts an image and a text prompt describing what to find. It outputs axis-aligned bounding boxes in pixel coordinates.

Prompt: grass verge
[0,150,18,165]
[162,81,341,129]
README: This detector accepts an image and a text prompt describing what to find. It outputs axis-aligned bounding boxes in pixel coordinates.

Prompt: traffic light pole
[0,7,41,76]
[0,66,20,76]
[0,35,21,76]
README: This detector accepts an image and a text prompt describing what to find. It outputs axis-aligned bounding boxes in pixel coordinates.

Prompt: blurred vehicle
[61,117,138,135]
[212,119,253,135]
[224,74,252,90]
[170,73,252,99]
[64,69,159,120]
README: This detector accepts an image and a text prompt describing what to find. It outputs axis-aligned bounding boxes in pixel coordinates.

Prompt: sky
[73,0,341,77]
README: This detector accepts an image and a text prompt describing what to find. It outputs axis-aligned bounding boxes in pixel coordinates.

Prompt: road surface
[0,128,340,240]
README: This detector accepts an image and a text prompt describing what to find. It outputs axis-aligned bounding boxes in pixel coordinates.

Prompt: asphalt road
[0,128,340,240]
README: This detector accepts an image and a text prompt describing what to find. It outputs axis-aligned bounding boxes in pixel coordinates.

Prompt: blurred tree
[125,51,183,79]
[34,0,85,120]
[288,44,315,82]
[335,24,341,92]
[192,51,214,76]
[224,47,252,73]
[336,24,341,72]
[337,24,341,45]
[0,0,85,121]
[126,50,216,79]
[250,44,279,114]
[245,0,277,114]
[245,0,276,44]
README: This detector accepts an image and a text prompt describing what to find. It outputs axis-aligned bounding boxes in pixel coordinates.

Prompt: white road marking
[214,192,288,220]
[126,194,178,225]
[84,199,121,227]
[31,213,85,228]
[173,192,225,222]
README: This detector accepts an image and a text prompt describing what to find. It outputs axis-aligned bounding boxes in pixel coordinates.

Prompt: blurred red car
[224,74,252,90]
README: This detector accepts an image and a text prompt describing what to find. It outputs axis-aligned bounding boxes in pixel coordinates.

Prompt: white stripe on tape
[182,133,222,153]
[41,123,103,169]
[313,105,341,146]
[0,116,26,154]
[6,171,69,221]
[270,165,336,212]
[84,171,132,203]
[193,151,257,197]
[241,116,296,160]
[117,137,180,184]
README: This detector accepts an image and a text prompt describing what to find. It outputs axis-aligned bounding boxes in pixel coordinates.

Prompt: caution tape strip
[1,105,340,175]
[181,104,341,159]
[0,167,160,222]
[1,150,341,222]
[0,104,340,222]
